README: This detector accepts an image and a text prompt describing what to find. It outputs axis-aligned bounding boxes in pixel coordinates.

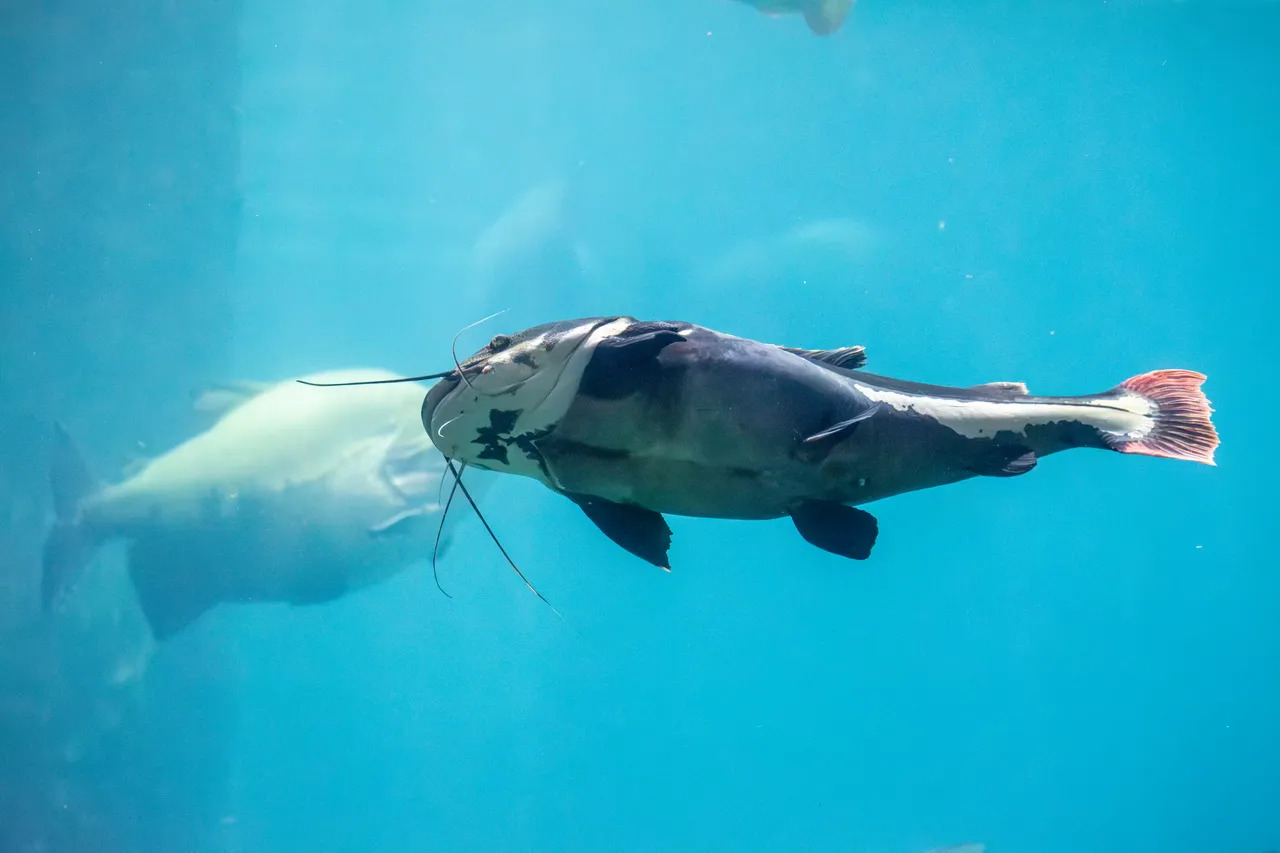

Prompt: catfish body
[422,317,1218,568]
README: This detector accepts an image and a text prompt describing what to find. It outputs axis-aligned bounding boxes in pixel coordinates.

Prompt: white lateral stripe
[853,384,1155,440]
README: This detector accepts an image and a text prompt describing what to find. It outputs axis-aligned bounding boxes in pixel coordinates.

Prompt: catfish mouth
[420,317,624,445]
[421,372,462,437]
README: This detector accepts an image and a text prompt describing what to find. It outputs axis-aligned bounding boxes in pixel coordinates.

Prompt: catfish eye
[488,334,511,352]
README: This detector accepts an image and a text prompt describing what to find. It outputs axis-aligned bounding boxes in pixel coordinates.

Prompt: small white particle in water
[938,220,946,230]
[707,31,713,36]
[1196,545,1203,549]
[964,273,973,279]
[858,478,866,487]
[1049,330,1055,336]
[948,157,954,164]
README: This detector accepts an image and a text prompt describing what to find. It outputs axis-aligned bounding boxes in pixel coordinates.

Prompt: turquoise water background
[3,1,1277,852]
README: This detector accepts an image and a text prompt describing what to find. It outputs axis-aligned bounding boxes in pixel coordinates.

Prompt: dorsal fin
[969,381,1029,396]
[190,380,273,417]
[120,454,152,479]
[780,345,867,371]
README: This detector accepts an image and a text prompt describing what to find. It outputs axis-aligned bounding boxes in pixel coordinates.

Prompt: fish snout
[421,374,461,441]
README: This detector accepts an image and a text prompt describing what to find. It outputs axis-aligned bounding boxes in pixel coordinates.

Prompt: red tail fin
[1112,370,1219,466]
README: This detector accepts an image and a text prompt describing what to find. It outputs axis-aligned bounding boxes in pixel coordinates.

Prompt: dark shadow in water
[0,1,243,850]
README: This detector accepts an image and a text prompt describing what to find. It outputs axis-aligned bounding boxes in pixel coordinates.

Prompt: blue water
[3,1,1278,852]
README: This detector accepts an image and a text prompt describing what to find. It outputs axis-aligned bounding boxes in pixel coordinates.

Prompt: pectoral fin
[803,403,882,445]
[368,507,432,537]
[790,501,878,560]
[567,493,673,570]
[798,403,882,462]
[380,438,440,498]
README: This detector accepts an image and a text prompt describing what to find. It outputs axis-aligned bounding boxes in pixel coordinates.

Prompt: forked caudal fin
[42,423,104,611]
[1104,369,1219,465]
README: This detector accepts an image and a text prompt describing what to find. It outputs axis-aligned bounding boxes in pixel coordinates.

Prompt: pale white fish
[43,369,489,640]
[472,178,595,286]
[730,0,856,35]
[701,217,882,285]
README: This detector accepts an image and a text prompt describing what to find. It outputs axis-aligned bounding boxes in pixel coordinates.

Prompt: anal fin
[287,572,350,606]
[128,539,221,641]
[568,494,673,570]
[966,445,1037,478]
[791,501,878,560]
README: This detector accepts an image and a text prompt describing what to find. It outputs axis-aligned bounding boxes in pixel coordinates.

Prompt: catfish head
[421,316,638,480]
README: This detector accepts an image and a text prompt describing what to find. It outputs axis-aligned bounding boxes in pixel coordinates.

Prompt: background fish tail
[41,423,104,611]
[803,0,853,34]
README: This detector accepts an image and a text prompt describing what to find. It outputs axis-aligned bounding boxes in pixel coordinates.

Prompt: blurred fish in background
[685,216,885,326]
[729,0,856,35]
[470,177,599,323]
[698,217,883,286]
[1,0,242,848]
[42,370,487,642]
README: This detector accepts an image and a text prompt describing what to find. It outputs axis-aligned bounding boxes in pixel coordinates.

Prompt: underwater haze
[2,1,1278,852]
